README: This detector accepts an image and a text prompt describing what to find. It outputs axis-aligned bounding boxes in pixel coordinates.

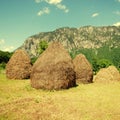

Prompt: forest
[70,45,120,73]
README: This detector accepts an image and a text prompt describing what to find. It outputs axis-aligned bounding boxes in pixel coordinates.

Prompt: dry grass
[0,72,120,120]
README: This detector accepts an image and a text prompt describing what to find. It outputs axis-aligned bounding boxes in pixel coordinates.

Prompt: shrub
[0,62,6,69]
[0,50,13,63]
[37,41,48,55]
[92,58,113,74]
[31,57,38,64]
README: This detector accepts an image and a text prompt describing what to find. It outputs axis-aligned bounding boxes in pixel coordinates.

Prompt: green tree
[92,58,113,74]
[0,50,13,63]
[111,47,120,70]
[31,41,48,64]
[97,44,111,60]
[0,62,6,69]
[0,50,13,69]
[31,57,38,64]
[37,41,48,55]
[97,59,113,69]
[91,58,99,74]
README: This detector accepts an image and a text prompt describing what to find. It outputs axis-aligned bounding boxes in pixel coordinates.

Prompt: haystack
[73,54,93,84]
[94,66,120,83]
[30,42,76,90]
[6,49,32,79]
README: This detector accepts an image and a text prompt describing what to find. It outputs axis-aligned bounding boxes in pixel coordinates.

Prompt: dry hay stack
[6,49,32,79]
[94,66,120,83]
[30,42,76,90]
[73,54,93,84]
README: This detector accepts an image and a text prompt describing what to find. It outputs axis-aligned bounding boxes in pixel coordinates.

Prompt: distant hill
[20,26,120,57]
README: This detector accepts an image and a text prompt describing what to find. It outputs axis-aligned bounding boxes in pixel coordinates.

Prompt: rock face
[73,54,93,83]
[6,49,32,79]
[20,26,120,57]
[94,66,120,83]
[30,42,76,90]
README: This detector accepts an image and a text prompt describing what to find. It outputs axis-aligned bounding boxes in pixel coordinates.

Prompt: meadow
[0,71,120,120]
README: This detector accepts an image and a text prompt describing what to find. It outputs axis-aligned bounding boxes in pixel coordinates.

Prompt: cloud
[117,0,120,2]
[35,0,62,5]
[35,0,69,13]
[56,4,69,13]
[37,7,50,16]
[35,0,62,4]
[0,39,5,45]
[35,0,45,3]
[0,39,15,52]
[46,0,62,5]
[113,22,120,26]
[35,0,41,3]
[3,46,15,52]
[113,11,120,15]
[92,13,99,17]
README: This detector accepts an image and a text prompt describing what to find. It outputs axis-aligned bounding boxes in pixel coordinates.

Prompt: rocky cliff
[20,26,120,57]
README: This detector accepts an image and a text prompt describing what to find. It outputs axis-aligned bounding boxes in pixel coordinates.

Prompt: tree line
[70,45,120,74]
[0,50,13,69]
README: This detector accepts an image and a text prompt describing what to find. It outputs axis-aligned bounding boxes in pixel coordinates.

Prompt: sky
[0,0,120,52]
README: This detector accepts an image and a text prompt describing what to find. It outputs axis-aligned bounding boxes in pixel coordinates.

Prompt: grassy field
[0,72,120,120]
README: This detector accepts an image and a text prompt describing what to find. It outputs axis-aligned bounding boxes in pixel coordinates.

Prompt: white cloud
[35,0,69,13]
[46,0,62,5]
[35,0,62,4]
[117,0,120,2]
[56,4,69,13]
[113,11,120,15]
[0,39,15,52]
[0,39,5,45]
[92,13,99,17]
[35,0,43,3]
[3,46,15,52]
[113,22,120,26]
[37,7,50,16]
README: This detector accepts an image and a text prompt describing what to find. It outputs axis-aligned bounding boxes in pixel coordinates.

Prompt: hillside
[20,26,120,57]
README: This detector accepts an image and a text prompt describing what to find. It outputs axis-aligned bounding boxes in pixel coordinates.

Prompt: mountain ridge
[20,26,120,57]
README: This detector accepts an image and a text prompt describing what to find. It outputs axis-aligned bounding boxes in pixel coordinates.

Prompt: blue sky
[0,0,120,51]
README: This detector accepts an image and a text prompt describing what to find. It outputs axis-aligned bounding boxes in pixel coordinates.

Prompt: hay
[94,66,120,83]
[30,42,76,90]
[73,54,93,84]
[6,49,32,79]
